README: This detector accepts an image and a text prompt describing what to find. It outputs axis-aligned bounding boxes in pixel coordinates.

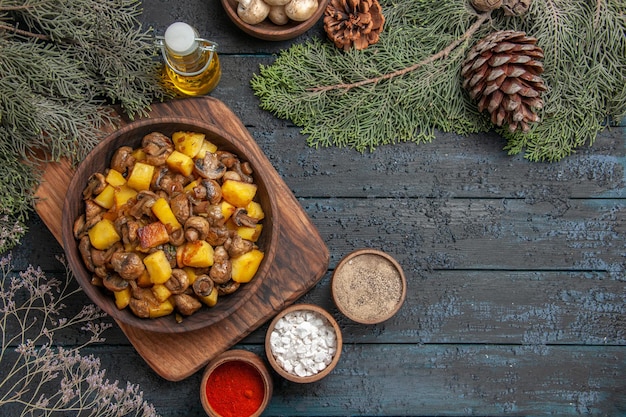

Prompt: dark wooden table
[10,0,626,415]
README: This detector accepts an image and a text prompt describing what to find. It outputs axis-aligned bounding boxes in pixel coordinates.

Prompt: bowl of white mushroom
[221,0,327,41]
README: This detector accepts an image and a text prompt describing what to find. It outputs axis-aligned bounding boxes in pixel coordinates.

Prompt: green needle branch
[309,10,493,93]
[252,0,626,162]
[0,0,168,252]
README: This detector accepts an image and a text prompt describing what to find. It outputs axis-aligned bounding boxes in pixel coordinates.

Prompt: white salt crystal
[269,309,338,377]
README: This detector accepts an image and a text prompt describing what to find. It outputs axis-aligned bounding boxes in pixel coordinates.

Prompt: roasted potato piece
[126,162,154,191]
[114,287,132,309]
[93,185,116,209]
[221,180,258,207]
[105,169,127,187]
[137,222,170,249]
[143,250,172,284]
[178,241,214,268]
[88,219,121,250]
[151,197,182,231]
[172,131,205,158]
[166,150,194,176]
[231,249,264,283]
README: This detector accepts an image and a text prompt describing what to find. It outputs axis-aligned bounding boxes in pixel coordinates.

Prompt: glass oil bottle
[157,22,221,96]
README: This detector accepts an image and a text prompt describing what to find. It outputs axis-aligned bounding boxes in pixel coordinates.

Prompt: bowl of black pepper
[331,249,406,324]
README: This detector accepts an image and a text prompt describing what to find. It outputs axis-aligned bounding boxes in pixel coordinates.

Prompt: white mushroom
[269,5,289,25]
[264,0,291,5]
[237,0,271,25]
[284,0,318,21]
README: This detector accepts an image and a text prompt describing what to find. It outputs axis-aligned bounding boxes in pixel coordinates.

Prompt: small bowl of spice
[265,303,342,383]
[200,349,273,417]
[332,249,407,324]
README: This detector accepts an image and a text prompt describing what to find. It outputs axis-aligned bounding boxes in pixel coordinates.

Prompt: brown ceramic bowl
[265,303,342,383]
[200,349,273,417]
[331,249,406,324]
[61,117,277,333]
[221,0,328,41]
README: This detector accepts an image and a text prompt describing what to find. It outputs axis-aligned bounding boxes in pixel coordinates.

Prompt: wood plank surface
[4,0,625,415]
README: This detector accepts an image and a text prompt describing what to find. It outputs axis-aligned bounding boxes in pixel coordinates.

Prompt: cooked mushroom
[165,269,190,294]
[128,190,158,219]
[192,274,214,297]
[194,152,226,179]
[184,216,210,241]
[150,166,168,192]
[142,132,174,166]
[94,265,109,279]
[102,273,129,292]
[231,207,258,228]
[222,171,242,182]
[83,173,106,199]
[110,146,136,176]
[78,235,95,272]
[206,225,230,246]
[154,169,186,196]
[173,293,202,316]
[217,280,240,296]
[219,151,254,183]
[128,284,160,319]
[73,201,105,240]
[205,204,226,226]
[204,180,222,205]
[170,193,191,224]
[85,200,105,223]
[73,215,87,239]
[129,299,150,318]
[209,246,232,284]
[110,251,145,280]
[91,241,123,267]
[115,217,141,246]
[224,232,254,258]
[191,179,222,204]
[169,228,186,246]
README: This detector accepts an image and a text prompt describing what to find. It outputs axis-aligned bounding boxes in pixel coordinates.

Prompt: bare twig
[0,23,50,41]
[308,11,492,93]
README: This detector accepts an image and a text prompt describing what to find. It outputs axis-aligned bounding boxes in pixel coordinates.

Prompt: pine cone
[502,0,532,15]
[470,0,503,12]
[461,30,547,133]
[323,0,385,51]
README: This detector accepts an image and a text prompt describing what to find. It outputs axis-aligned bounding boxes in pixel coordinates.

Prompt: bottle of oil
[157,22,221,96]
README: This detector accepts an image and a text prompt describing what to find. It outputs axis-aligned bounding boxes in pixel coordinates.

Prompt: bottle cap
[164,22,198,56]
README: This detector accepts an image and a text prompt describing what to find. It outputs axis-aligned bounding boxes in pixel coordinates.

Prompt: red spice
[205,360,265,417]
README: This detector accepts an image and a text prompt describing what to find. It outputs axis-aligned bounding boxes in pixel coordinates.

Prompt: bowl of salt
[265,303,342,383]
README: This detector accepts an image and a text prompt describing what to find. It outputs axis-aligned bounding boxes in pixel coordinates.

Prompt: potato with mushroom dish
[72,130,265,321]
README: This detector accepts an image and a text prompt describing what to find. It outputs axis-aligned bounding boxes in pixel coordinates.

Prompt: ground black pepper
[333,253,403,323]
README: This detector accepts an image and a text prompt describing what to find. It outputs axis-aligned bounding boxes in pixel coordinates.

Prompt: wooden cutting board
[35,97,329,381]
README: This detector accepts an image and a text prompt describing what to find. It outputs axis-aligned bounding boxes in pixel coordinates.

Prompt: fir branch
[0,0,168,252]
[0,23,49,40]
[309,10,492,93]
[251,0,626,161]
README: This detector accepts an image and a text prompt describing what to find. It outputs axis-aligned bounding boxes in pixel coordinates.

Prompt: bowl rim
[331,248,407,324]
[220,0,328,41]
[200,349,273,417]
[61,116,278,333]
[264,303,342,383]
